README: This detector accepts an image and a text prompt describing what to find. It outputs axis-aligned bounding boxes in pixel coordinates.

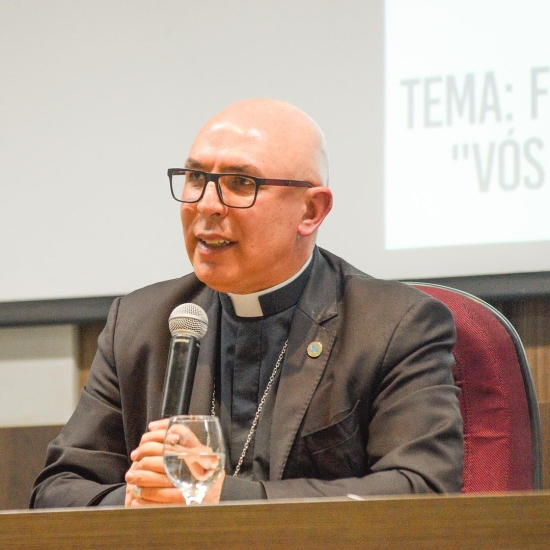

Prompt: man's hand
[124,418,225,507]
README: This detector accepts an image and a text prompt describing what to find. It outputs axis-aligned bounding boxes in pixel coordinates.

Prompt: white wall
[0,0,383,302]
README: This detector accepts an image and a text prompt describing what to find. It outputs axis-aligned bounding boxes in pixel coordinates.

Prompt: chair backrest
[410,283,542,492]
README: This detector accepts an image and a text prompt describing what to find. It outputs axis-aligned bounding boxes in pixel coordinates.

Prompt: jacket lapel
[269,249,339,479]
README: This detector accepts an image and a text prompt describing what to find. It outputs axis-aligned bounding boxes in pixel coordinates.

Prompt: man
[31,99,463,508]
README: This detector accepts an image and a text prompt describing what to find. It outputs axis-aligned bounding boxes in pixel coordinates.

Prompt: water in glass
[163,415,226,505]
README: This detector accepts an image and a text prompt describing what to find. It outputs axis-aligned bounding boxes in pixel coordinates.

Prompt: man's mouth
[199,238,233,248]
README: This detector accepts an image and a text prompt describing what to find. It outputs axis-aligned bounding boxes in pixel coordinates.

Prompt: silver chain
[211,339,288,477]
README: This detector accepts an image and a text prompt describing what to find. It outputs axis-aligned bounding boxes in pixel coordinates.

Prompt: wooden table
[1,492,549,549]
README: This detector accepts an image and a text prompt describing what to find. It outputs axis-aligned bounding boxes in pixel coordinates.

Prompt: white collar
[227,255,313,317]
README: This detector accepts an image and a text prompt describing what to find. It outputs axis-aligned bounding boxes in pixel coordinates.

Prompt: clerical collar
[222,255,313,318]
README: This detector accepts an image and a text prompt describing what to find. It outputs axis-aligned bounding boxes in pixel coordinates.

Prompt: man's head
[180,98,332,294]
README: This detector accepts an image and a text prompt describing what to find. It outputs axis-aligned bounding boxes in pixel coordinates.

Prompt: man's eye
[221,175,256,196]
[233,176,254,186]
[185,171,204,186]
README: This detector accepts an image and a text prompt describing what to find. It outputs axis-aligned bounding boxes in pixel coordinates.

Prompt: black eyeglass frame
[168,168,314,209]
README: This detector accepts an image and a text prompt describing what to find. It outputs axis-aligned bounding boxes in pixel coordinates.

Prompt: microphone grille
[168,303,208,339]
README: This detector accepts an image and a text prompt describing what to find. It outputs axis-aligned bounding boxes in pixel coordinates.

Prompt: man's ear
[297,187,333,237]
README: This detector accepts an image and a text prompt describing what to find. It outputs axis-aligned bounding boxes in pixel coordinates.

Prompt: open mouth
[199,238,233,248]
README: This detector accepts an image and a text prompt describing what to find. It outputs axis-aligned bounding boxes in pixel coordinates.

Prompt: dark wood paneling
[502,298,550,489]
[0,425,63,510]
[503,297,550,403]
[77,322,105,390]
[541,403,550,491]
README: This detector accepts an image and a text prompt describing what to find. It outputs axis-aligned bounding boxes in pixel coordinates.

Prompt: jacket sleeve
[261,294,464,499]
[30,298,129,508]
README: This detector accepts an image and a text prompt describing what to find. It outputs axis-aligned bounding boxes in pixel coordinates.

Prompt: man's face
[181,118,319,294]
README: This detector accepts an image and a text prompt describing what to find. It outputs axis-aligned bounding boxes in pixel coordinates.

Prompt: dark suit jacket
[30,248,463,507]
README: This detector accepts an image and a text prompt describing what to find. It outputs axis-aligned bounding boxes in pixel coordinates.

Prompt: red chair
[410,283,543,492]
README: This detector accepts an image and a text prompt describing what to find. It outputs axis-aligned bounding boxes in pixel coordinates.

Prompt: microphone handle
[160,335,200,418]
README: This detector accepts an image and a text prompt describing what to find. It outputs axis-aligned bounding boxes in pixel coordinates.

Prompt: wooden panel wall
[502,297,550,489]
[0,425,63,510]
[503,298,550,403]
[78,322,104,389]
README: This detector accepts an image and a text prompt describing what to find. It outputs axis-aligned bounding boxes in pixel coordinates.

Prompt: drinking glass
[163,415,226,505]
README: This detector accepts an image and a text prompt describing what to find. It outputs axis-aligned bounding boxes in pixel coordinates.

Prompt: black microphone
[160,303,209,418]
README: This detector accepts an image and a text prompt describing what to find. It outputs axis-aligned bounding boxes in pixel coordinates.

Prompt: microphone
[160,303,209,418]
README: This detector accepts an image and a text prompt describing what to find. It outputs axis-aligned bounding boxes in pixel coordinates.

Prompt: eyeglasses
[168,168,314,209]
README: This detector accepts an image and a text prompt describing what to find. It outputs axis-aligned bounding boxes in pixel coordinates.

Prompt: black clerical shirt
[217,259,313,499]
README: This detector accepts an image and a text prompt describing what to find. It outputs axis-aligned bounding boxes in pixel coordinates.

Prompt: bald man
[30,99,463,508]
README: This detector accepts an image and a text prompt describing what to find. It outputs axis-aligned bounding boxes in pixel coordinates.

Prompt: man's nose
[197,181,226,213]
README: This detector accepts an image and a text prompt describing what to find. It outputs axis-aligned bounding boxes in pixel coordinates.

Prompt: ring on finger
[132,485,142,499]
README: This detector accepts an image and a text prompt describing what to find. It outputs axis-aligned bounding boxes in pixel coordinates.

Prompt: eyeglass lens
[172,170,257,207]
